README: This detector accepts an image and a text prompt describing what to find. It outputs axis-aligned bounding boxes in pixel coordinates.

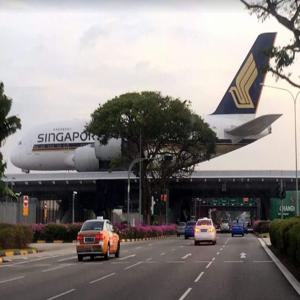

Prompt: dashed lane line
[89,273,116,284]
[0,276,25,285]
[46,289,76,300]
[217,252,220,255]
[206,261,213,269]
[160,252,166,256]
[57,256,77,262]
[41,263,74,273]
[124,261,143,270]
[194,272,204,283]
[118,254,136,261]
[179,287,192,300]
[146,257,152,262]
[181,253,192,260]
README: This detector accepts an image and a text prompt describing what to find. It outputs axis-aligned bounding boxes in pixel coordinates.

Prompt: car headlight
[195,228,200,233]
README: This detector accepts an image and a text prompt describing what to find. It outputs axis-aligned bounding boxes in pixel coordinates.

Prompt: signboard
[270,191,296,219]
[23,195,29,217]
[196,197,256,208]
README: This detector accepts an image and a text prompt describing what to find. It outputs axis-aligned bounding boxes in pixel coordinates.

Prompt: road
[0,234,298,300]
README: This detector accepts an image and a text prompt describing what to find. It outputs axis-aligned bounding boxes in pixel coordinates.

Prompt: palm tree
[0,82,21,195]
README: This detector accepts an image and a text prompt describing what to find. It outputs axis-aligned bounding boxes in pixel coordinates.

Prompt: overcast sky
[0,0,299,173]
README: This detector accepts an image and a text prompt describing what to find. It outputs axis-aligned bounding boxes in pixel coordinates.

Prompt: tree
[0,82,21,196]
[87,91,216,224]
[241,0,300,88]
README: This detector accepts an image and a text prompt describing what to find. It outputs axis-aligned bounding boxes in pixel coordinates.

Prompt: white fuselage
[10,115,271,172]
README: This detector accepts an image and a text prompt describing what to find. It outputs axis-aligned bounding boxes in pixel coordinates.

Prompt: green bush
[286,223,300,264]
[0,224,33,249]
[277,217,300,254]
[269,219,284,249]
[0,227,15,249]
[41,224,67,242]
[253,220,270,234]
[66,224,82,242]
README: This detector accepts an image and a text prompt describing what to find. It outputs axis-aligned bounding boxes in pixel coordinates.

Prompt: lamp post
[261,84,300,215]
[72,191,77,224]
[127,157,148,226]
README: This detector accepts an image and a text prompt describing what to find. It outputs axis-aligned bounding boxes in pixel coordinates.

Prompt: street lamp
[261,84,300,215]
[72,191,77,223]
[127,157,148,226]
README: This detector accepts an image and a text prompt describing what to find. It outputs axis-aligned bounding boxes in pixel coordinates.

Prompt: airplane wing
[225,114,282,137]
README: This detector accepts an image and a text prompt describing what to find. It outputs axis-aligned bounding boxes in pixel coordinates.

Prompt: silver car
[176,222,186,237]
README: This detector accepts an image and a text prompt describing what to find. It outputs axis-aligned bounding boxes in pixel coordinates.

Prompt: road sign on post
[43,202,48,223]
[23,195,29,217]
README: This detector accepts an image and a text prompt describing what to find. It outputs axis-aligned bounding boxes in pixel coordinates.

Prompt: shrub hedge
[253,220,270,234]
[0,222,176,249]
[0,224,33,249]
[269,217,300,265]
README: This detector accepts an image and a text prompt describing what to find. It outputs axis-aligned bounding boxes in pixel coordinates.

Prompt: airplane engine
[73,144,100,171]
[94,139,122,161]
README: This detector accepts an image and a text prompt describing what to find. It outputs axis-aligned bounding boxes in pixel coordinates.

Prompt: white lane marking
[220,248,223,251]
[57,256,77,262]
[179,287,192,300]
[124,261,143,270]
[240,252,247,259]
[148,244,152,247]
[181,253,192,260]
[206,261,213,269]
[180,246,184,248]
[217,252,220,255]
[224,261,244,263]
[118,254,136,261]
[0,256,52,267]
[46,289,75,300]
[42,263,74,273]
[0,276,25,284]
[146,257,152,262]
[171,248,176,252]
[160,252,166,256]
[135,246,142,249]
[253,260,273,263]
[194,271,204,283]
[225,238,229,244]
[89,273,116,284]
[212,257,216,261]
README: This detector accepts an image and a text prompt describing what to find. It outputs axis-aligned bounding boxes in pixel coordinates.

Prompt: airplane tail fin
[212,32,276,115]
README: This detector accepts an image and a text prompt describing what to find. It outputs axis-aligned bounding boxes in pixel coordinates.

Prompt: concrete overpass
[2,170,299,223]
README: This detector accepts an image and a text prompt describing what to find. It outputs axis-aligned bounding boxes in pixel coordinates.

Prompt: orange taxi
[76,217,120,261]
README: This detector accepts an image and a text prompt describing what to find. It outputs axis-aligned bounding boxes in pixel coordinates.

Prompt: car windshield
[197,220,212,226]
[81,221,104,231]
[187,221,196,226]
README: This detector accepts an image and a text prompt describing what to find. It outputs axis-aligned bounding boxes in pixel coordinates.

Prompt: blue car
[184,221,196,239]
[231,222,244,237]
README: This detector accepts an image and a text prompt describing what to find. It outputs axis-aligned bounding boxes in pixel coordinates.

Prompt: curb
[0,248,37,258]
[258,238,300,296]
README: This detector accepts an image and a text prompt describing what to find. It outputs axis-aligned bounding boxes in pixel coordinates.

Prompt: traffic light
[160,194,167,202]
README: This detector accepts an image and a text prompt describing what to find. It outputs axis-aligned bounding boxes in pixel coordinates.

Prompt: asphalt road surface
[0,234,299,300]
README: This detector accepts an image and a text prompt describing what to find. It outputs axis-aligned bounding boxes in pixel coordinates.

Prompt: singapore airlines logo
[229,53,258,108]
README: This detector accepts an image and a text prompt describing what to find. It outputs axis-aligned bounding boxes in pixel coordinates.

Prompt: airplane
[11,32,281,173]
